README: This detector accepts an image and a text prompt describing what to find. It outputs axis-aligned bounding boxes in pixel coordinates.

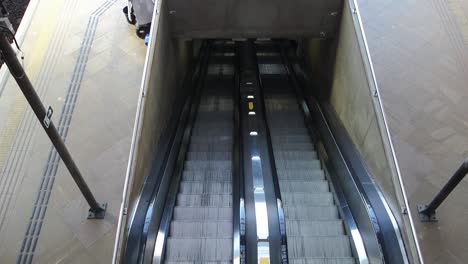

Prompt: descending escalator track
[151,41,238,264]
[256,41,356,264]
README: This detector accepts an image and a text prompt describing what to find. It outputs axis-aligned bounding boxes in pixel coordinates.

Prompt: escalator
[157,41,237,263]
[123,40,409,264]
[258,43,355,263]
[164,49,235,262]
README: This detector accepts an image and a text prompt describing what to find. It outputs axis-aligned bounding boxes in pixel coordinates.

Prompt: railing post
[417,158,468,222]
[0,33,106,219]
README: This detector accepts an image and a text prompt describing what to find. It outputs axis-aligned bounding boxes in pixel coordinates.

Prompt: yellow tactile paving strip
[448,0,468,44]
[0,0,66,173]
[0,0,146,262]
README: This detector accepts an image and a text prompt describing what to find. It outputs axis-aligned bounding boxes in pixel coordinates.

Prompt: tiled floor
[0,0,146,263]
[359,0,468,263]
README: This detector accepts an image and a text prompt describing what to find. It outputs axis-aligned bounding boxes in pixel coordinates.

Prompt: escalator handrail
[232,45,246,264]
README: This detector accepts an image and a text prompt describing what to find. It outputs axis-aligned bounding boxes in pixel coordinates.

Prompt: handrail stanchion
[0,32,106,219]
[417,158,468,222]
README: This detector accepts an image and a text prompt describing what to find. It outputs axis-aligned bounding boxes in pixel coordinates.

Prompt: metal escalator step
[192,122,233,132]
[189,143,232,152]
[165,238,232,261]
[179,181,232,194]
[268,122,308,129]
[284,206,339,220]
[271,135,312,144]
[282,193,334,206]
[279,180,329,192]
[266,111,304,119]
[268,127,309,135]
[177,194,232,207]
[182,170,232,181]
[265,96,297,101]
[273,143,315,151]
[274,151,317,160]
[187,152,232,160]
[267,117,305,124]
[190,134,232,140]
[184,161,232,170]
[286,220,345,236]
[166,261,231,264]
[287,236,352,258]
[173,206,232,221]
[265,104,300,111]
[289,257,355,264]
[199,103,233,112]
[195,115,233,124]
[275,160,321,170]
[277,169,324,181]
[170,221,232,238]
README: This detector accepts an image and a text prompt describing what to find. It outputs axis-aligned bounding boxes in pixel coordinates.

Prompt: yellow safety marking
[0,92,26,171]
[0,0,66,171]
[248,101,254,110]
[259,257,269,264]
[447,0,468,46]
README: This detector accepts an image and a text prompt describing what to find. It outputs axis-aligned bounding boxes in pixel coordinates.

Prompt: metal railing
[418,158,468,222]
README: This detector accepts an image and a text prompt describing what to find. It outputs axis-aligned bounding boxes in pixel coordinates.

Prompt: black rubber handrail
[232,42,246,264]
[418,158,468,222]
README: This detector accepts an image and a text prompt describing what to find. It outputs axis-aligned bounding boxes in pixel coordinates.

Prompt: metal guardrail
[417,159,468,222]
[348,0,423,261]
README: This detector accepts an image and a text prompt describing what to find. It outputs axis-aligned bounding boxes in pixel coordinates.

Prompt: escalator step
[288,257,355,264]
[287,236,352,258]
[275,160,321,170]
[276,169,324,181]
[173,207,232,221]
[190,136,232,144]
[166,261,231,264]
[189,143,232,152]
[192,122,233,132]
[177,194,232,207]
[195,114,233,123]
[282,193,334,206]
[170,220,233,238]
[272,135,312,144]
[165,238,232,261]
[279,180,329,192]
[286,220,345,236]
[182,170,232,181]
[179,181,232,194]
[199,103,233,112]
[187,152,232,160]
[273,143,315,151]
[268,127,309,135]
[284,206,339,220]
[274,151,317,160]
[184,161,232,170]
